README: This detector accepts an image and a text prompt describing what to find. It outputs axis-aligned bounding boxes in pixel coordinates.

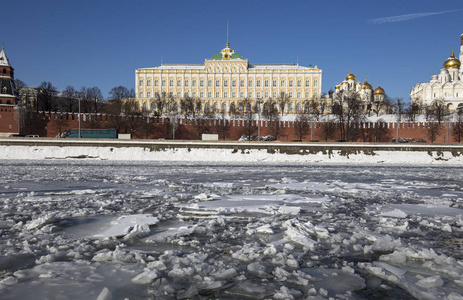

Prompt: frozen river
[1,160,463,299]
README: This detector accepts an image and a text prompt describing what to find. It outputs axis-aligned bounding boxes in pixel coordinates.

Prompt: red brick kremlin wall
[0,105,19,135]
[2,110,461,143]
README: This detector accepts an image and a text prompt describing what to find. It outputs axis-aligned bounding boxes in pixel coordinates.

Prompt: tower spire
[226,20,229,48]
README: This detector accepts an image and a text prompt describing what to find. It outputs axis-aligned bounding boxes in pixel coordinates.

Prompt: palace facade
[134,41,323,114]
[410,34,463,111]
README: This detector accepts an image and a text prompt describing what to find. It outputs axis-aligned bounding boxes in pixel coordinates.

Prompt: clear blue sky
[2,0,462,101]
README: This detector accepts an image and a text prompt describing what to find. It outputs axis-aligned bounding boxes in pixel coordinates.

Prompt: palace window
[139,79,143,86]
[248,91,253,98]
[139,92,143,98]
[224,91,228,98]
[185,79,189,87]
[213,103,219,112]
[177,79,181,86]
[224,79,228,87]
[177,91,181,98]
[147,91,151,98]
[192,79,196,87]
[289,103,293,112]
[200,79,204,87]
[273,79,277,87]
[232,91,236,98]
[215,91,220,98]
[162,92,166,98]
[208,79,212,87]
[147,79,151,87]
[232,79,236,87]
[169,79,173,87]
[264,79,269,87]
[256,79,261,87]
[297,79,301,87]
[222,103,227,112]
[240,92,244,98]
[192,91,196,98]
[289,91,293,98]
[216,79,220,87]
[200,91,204,98]
[264,91,269,98]
[155,91,159,97]
[184,92,189,97]
[296,103,302,113]
[305,79,310,87]
[289,79,293,87]
[257,91,261,98]
[169,92,173,97]
[154,79,159,87]
[281,79,285,86]
[305,92,309,99]
[248,79,253,87]
[297,92,301,98]
[314,79,318,87]
[162,79,166,87]
[273,91,277,98]
[240,79,244,87]
[208,92,212,98]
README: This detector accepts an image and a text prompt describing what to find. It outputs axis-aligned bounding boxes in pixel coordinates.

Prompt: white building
[333,71,385,104]
[410,34,463,111]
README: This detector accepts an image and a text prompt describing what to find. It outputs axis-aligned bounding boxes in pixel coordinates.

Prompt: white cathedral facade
[410,34,463,112]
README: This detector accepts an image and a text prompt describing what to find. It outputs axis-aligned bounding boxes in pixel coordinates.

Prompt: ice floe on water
[0,160,463,299]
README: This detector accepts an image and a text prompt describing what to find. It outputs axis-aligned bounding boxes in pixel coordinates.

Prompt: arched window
[222,103,227,112]
[296,103,302,113]
[205,103,211,113]
[213,102,219,112]
[143,102,148,111]
[289,103,294,113]
[224,79,228,87]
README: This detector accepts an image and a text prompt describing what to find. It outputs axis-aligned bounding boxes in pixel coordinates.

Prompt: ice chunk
[380,209,407,218]
[25,213,58,230]
[97,287,112,300]
[416,275,444,288]
[93,214,159,238]
[131,269,159,284]
[278,205,301,215]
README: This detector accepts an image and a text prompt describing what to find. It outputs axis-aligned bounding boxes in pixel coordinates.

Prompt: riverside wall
[3,110,463,143]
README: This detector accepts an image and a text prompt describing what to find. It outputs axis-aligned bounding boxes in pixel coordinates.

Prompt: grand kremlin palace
[134,41,323,114]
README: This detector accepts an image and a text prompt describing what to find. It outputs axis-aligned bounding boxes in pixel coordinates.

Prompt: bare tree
[370,119,391,142]
[318,119,337,142]
[61,86,78,113]
[37,81,58,114]
[216,109,231,140]
[294,113,310,141]
[262,99,281,139]
[278,92,290,116]
[332,90,365,141]
[453,108,463,143]
[236,98,257,140]
[426,122,441,143]
[427,100,449,125]
[54,113,68,137]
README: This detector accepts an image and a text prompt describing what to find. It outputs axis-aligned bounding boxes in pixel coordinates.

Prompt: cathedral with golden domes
[332,71,385,105]
[410,34,463,112]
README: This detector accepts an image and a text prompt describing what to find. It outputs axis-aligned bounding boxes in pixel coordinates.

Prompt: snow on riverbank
[0,144,463,164]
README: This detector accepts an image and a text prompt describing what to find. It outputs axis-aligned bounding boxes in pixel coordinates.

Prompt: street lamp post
[78,96,81,138]
[258,101,261,141]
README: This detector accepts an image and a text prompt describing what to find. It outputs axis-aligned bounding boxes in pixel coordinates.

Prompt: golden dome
[362,79,372,90]
[373,84,385,95]
[443,49,461,69]
[346,71,356,81]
